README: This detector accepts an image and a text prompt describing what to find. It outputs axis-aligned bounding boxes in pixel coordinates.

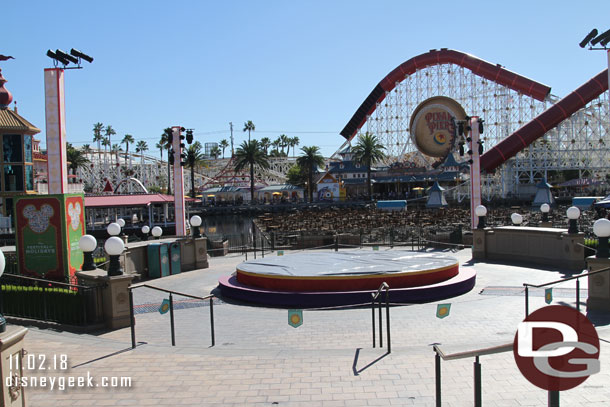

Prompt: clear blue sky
[3,1,609,157]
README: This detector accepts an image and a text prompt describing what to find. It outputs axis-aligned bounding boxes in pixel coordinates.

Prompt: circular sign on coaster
[513,305,600,391]
[409,96,467,158]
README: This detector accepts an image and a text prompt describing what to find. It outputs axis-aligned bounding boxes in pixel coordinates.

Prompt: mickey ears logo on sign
[23,204,54,234]
[67,202,82,231]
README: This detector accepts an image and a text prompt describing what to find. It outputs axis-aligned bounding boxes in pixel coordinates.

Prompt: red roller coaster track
[481,69,609,173]
[340,48,551,141]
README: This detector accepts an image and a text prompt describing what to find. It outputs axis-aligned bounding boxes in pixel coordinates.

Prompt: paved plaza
[19,248,610,406]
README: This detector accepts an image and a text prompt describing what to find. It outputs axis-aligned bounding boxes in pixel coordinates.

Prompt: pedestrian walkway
[20,248,610,406]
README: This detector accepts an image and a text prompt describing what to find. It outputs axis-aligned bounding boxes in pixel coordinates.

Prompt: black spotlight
[580,29,598,48]
[55,49,79,64]
[46,50,69,65]
[70,48,94,63]
[591,29,610,46]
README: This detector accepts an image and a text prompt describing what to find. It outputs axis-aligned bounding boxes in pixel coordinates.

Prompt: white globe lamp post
[566,206,581,234]
[104,236,125,276]
[511,213,523,226]
[79,235,97,271]
[151,226,163,240]
[593,218,610,258]
[190,215,202,238]
[107,222,121,237]
[540,203,550,223]
[474,205,487,229]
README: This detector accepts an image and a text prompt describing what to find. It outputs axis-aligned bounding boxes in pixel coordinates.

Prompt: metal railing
[128,283,215,348]
[523,266,610,316]
[371,282,391,353]
[433,342,513,407]
[0,273,104,325]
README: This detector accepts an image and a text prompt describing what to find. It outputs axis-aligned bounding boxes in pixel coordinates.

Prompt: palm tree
[156,142,165,161]
[111,144,122,163]
[135,140,148,167]
[271,139,281,155]
[122,134,135,170]
[279,134,289,155]
[101,137,110,169]
[66,144,90,179]
[219,139,229,159]
[260,137,271,154]
[92,122,104,166]
[186,141,205,198]
[234,140,269,202]
[351,132,386,200]
[81,144,92,160]
[210,146,221,160]
[243,120,255,141]
[161,128,173,195]
[297,146,324,203]
[104,125,116,164]
[290,136,300,157]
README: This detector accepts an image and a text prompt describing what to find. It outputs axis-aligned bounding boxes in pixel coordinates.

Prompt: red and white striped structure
[172,126,186,236]
[44,68,68,194]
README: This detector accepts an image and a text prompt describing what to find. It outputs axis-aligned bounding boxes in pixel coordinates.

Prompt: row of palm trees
[233,132,385,202]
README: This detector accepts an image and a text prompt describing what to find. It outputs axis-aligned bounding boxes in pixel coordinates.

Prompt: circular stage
[218,250,476,308]
[236,251,459,292]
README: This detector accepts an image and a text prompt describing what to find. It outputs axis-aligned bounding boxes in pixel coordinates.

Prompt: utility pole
[229,122,234,157]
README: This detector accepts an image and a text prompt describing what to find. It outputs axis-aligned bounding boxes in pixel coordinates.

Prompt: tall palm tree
[351,132,386,201]
[210,146,221,160]
[161,128,173,195]
[104,125,116,165]
[186,141,205,198]
[234,140,269,202]
[81,144,92,160]
[111,144,122,163]
[66,144,90,179]
[101,137,110,170]
[156,142,165,161]
[271,139,281,155]
[260,137,271,154]
[92,122,104,166]
[243,120,255,142]
[279,134,289,155]
[219,139,229,159]
[122,134,135,171]
[297,146,325,203]
[290,136,300,157]
[135,140,148,167]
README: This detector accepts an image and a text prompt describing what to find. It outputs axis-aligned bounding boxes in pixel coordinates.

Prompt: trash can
[169,242,181,275]
[147,243,170,278]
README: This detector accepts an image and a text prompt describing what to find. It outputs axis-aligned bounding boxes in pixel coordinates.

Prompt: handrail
[128,283,215,348]
[128,282,214,301]
[523,266,610,316]
[433,342,512,361]
[371,282,391,353]
[433,342,513,407]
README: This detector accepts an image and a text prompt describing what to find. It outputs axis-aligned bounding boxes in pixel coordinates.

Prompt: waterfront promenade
[21,248,610,406]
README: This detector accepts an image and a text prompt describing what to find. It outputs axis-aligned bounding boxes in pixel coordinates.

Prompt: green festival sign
[15,193,85,281]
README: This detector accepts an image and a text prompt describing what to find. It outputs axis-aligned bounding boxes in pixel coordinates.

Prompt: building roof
[84,193,175,208]
[328,160,365,173]
[203,186,244,193]
[0,107,40,135]
[258,184,303,192]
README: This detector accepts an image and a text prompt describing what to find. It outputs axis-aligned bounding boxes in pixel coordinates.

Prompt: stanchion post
[474,356,482,407]
[210,297,215,347]
[372,296,376,348]
[576,278,580,313]
[169,293,176,346]
[378,298,383,348]
[525,285,529,316]
[129,289,136,349]
[435,352,442,407]
[548,390,560,407]
[385,288,391,353]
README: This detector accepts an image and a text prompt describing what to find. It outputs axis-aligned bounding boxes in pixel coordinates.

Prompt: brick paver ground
[18,248,610,406]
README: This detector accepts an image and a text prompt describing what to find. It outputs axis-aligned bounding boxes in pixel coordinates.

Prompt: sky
[3,1,610,158]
